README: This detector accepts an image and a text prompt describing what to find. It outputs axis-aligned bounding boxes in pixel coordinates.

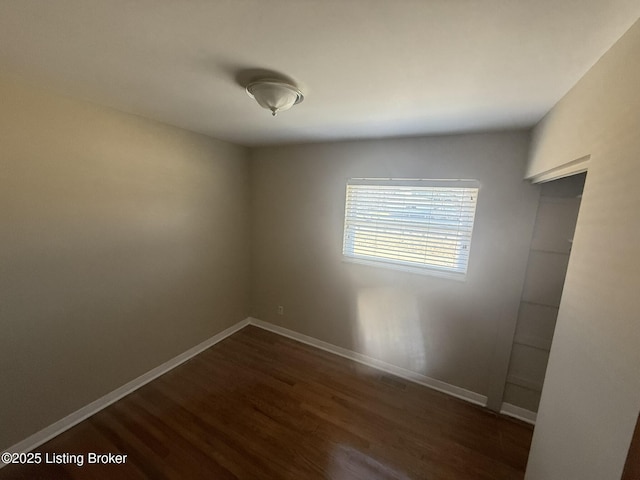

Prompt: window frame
[341,178,480,280]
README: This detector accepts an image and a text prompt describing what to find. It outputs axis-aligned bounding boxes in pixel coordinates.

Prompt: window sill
[342,255,467,282]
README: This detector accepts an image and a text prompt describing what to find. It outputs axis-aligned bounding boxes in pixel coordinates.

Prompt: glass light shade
[246,80,303,116]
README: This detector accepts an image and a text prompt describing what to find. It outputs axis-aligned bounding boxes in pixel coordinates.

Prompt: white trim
[500,402,537,425]
[348,178,481,188]
[2,318,250,464]
[527,154,590,184]
[248,317,487,407]
[5,316,502,463]
[342,256,467,282]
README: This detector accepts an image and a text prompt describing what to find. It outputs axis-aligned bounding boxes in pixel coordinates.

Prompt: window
[342,178,479,279]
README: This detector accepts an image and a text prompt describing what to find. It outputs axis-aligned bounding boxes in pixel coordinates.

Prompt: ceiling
[0,1,638,146]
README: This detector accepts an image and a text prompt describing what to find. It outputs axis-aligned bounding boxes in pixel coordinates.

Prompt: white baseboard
[2,318,250,464]
[500,402,537,425]
[5,315,515,463]
[248,317,488,407]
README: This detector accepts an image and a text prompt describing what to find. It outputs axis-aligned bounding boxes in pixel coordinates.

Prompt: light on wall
[246,79,304,116]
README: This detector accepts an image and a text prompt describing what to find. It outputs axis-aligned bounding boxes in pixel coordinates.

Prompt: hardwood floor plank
[0,326,533,479]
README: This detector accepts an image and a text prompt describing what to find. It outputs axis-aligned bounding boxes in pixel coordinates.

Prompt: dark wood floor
[0,326,532,479]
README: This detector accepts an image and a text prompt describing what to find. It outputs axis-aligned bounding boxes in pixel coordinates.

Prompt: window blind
[342,179,479,277]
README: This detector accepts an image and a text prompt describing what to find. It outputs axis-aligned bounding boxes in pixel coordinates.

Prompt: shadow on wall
[353,287,426,373]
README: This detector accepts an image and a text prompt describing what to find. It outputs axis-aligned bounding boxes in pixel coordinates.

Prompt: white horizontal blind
[343,179,479,276]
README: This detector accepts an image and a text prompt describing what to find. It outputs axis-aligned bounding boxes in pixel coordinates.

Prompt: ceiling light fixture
[246,79,304,116]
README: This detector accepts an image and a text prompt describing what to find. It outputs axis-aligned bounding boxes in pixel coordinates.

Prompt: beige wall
[0,78,250,450]
[524,19,640,480]
[250,132,540,408]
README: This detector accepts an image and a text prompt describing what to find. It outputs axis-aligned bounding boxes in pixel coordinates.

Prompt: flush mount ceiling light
[246,79,304,116]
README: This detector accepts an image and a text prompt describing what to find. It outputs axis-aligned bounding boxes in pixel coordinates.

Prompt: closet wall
[503,173,585,413]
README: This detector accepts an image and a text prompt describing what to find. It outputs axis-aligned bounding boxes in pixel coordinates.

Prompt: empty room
[1,2,639,479]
